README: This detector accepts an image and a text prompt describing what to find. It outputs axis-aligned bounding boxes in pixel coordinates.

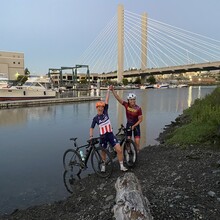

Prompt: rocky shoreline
[1,117,220,220]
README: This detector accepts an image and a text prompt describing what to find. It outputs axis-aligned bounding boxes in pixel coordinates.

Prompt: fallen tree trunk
[113,172,153,220]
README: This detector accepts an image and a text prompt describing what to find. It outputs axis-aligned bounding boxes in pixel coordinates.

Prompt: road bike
[107,124,138,167]
[63,137,113,179]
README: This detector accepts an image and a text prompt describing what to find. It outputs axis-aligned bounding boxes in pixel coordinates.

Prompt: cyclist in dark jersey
[110,85,143,152]
[89,89,128,172]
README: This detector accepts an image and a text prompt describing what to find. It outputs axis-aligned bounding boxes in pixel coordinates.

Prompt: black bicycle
[63,137,113,178]
[107,124,138,167]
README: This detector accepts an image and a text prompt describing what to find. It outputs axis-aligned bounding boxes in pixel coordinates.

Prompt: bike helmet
[96,101,105,108]
[127,93,136,100]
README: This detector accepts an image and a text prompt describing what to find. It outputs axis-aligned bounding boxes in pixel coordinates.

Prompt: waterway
[0,86,216,214]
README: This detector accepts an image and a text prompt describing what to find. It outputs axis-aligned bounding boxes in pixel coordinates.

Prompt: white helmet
[127,93,136,100]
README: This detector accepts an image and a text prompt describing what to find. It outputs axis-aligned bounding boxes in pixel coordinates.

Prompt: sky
[1,0,220,75]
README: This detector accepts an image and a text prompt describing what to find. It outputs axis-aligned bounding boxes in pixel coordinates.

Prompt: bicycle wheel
[123,139,138,167]
[63,170,84,194]
[91,146,113,178]
[63,149,82,177]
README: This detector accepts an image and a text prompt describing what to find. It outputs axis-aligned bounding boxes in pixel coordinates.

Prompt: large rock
[113,172,153,220]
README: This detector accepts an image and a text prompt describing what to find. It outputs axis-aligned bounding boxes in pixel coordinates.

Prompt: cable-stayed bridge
[76,5,220,82]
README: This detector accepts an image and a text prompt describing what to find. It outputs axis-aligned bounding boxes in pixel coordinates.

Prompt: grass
[165,86,220,147]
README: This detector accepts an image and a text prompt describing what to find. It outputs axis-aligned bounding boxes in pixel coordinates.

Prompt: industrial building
[0,51,24,80]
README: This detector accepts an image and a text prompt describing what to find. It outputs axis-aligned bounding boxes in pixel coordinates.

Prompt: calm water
[0,86,216,214]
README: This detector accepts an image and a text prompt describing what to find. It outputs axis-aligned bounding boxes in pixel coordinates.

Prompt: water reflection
[0,86,216,214]
[188,86,192,107]
[198,86,201,99]
[0,106,55,126]
[63,170,82,194]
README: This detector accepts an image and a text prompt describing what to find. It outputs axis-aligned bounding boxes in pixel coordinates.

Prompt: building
[190,76,216,84]
[50,72,100,87]
[0,51,24,80]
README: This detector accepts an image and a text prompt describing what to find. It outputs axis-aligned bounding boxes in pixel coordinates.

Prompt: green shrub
[165,87,220,147]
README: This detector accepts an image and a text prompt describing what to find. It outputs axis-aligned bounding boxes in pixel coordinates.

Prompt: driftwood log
[113,172,153,220]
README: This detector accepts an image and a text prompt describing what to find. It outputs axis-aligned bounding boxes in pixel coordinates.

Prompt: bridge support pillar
[141,75,147,84]
[117,4,124,83]
[141,12,148,70]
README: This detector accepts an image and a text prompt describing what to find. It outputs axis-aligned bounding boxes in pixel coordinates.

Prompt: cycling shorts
[126,123,141,138]
[100,132,119,148]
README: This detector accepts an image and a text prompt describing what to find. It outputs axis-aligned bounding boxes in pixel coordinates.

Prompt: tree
[134,77,141,84]
[122,78,128,85]
[24,68,30,76]
[17,75,28,85]
[147,75,156,84]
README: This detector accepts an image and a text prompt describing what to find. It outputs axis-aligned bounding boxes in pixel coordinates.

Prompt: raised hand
[109,85,114,91]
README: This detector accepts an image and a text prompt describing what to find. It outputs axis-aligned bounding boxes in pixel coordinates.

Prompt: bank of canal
[0,96,101,109]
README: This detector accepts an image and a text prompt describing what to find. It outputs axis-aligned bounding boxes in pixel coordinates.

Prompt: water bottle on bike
[79,150,85,161]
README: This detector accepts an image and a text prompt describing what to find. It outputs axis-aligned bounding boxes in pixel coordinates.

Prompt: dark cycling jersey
[91,104,112,135]
[91,104,118,148]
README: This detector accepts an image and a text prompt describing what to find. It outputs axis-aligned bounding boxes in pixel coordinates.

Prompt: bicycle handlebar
[87,137,100,145]
[70,137,100,149]
[116,124,138,136]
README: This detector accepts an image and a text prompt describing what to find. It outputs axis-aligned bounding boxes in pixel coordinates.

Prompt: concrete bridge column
[141,12,148,70]
[141,75,147,84]
[117,4,124,83]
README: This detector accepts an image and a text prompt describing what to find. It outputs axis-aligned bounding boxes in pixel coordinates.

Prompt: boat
[0,76,57,101]
[0,77,9,89]
[153,83,169,89]
[169,84,177,88]
[145,84,154,89]
[122,84,139,89]
[177,84,188,88]
[140,84,154,89]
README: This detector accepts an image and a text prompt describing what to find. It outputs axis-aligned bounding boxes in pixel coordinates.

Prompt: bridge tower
[141,12,148,70]
[140,12,148,83]
[117,5,148,83]
[117,4,124,83]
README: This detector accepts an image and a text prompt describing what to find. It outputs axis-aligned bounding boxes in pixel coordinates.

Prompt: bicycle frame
[116,124,131,145]
[73,141,96,168]
[64,137,113,179]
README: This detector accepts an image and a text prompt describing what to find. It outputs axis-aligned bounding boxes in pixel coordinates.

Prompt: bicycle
[107,124,138,167]
[63,137,113,179]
